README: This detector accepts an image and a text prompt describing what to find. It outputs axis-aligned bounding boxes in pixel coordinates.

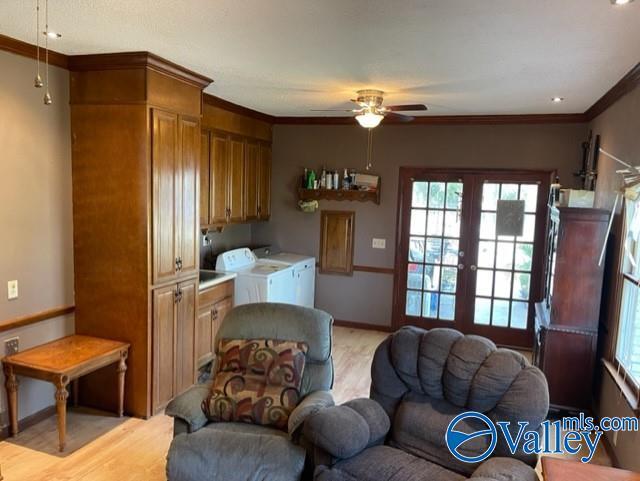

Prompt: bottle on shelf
[333,170,339,190]
[302,168,308,189]
[320,167,327,189]
[326,170,333,190]
[307,169,316,189]
[343,168,350,190]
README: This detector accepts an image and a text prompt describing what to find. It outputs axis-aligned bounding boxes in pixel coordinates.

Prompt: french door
[393,168,552,348]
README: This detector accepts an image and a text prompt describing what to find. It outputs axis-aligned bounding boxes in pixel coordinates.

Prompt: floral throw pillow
[202,339,308,430]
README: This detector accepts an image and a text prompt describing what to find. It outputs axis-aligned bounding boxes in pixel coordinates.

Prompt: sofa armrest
[303,398,390,460]
[471,457,538,481]
[288,390,335,439]
[164,381,211,434]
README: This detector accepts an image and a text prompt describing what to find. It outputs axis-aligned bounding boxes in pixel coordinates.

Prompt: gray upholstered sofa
[165,303,335,481]
[304,326,549,481]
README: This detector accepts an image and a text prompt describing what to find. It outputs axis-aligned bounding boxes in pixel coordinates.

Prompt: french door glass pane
[405,180,462,320]
[473,182,539,330]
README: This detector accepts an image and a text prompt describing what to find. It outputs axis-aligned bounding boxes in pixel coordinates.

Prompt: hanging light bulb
[34,0,43,88]
[43,0,52,105]
[356,111,384,129]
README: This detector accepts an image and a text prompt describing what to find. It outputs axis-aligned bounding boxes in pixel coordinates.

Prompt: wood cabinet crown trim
[68,51,213,88]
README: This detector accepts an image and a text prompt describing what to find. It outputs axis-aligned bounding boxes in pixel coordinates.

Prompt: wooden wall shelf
[298,188,380,204]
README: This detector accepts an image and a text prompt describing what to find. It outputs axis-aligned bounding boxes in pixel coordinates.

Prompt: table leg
[54,375,69,452]
[116,350,128,418]
[3,364,18,436]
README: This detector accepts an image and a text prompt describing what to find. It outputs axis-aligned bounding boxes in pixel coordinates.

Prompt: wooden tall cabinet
[319,210,355,275]
[534,206,609,410]
[69,52,212,417]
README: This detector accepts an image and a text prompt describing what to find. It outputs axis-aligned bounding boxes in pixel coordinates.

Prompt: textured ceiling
[1,0,639,116]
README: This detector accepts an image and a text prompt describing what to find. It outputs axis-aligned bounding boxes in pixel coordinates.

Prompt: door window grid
[406,181,462,320]
[474,183,538,330]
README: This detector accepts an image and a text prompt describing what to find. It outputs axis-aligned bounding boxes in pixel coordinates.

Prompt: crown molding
[0,33,68,69]
[1,33,638,124]
[203,93,275,123]
[585,62,640,121]
[68,52,213,88]
[273,113,587,125]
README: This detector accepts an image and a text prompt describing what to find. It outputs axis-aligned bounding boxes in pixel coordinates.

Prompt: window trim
[609,199,640,413]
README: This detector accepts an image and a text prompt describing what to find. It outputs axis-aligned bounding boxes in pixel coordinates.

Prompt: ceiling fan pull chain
[366,128,373,170]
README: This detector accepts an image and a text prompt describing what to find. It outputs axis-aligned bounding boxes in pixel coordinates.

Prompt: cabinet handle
[177,257,183,271]
[174,288,183,303]
[175,257,180,272]
[212,308,218,320]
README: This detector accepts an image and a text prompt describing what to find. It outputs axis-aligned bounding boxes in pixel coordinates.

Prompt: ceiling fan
[311,89,427,128]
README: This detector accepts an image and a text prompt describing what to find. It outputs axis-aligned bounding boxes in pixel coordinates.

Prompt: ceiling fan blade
[385,104,428,112]
[385,112,415,122]
[310,109,358,112]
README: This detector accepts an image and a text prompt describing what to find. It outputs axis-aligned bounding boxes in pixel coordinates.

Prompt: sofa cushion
[324,445,466,481]
[167,425,305,481]
[391,393,490,476]
[203,339,307,430]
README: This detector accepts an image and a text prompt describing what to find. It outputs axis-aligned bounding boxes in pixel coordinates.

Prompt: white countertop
[199,271,237,291]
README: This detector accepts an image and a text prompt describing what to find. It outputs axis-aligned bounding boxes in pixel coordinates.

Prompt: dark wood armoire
[534,206,610,411]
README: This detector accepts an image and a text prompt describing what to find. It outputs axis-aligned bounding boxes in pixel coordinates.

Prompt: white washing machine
[253,249,316,308]
[216,248,295,306]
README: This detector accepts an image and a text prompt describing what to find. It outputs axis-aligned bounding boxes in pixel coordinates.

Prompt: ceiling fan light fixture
[356,111,384,129]
[611,0,634,5]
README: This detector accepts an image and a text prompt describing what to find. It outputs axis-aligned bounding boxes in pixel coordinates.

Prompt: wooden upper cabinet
[210,132,229,224]
[320,210,355,275]
[258,143,272,220]
[152,109,179,285]
[178,117,200,278]
[200,131,210,226]
[244,141,259,221]
[228,136,245,223]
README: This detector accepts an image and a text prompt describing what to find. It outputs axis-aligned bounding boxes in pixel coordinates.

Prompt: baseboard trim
[333,319,394,332]
[0,405,56,441]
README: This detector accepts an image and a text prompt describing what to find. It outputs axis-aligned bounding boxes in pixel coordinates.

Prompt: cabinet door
[177,117,200,278]
[258,143,272,220]
[210,132,229,224]
[175,279,197,395]
[320,210,355,275]
[228,136,245,223]
[244,141,259,221]
[196,307,214,368]
[200,130,210,226]
[152,285,176,412]
[152,109,179,285]
[212,296,233,349]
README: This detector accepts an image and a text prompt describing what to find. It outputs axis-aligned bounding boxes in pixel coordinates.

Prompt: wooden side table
[2,335,130,452]
[542,457,640,480]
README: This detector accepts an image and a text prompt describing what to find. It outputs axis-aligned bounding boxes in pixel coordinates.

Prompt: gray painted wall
[0,51,75,426]
[253,122,586,326]
[590,83,640,471]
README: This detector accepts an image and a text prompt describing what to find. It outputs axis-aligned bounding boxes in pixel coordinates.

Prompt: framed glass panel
[410,209,426,235]
[407,264,424,289]
[412,182,428,208]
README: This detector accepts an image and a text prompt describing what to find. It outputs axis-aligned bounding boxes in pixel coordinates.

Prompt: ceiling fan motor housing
[356,89,385,108]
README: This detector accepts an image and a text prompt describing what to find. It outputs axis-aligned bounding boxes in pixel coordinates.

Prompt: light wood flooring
[0,326,611,480]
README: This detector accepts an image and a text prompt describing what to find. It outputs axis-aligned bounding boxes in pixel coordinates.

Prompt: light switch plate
[372,238,386,249]
[5,337,19,356]
[7,280,18,300]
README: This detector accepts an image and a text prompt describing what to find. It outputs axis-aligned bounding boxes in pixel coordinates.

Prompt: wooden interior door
[152,109,179,285]
[175,279,196,394]
[210,132,229,224]
[177,117,200,277]
[394,168,551,348]
[244,140,259,221]
[152,285,176,412]
[200,130,210,225]
[319,210,355,275]
[228,136,245,222]
[258,143,272,220]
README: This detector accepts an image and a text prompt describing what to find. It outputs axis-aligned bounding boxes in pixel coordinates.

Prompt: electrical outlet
[4,337,19,356]
[372,238,386,249]
[7,280,18,300]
